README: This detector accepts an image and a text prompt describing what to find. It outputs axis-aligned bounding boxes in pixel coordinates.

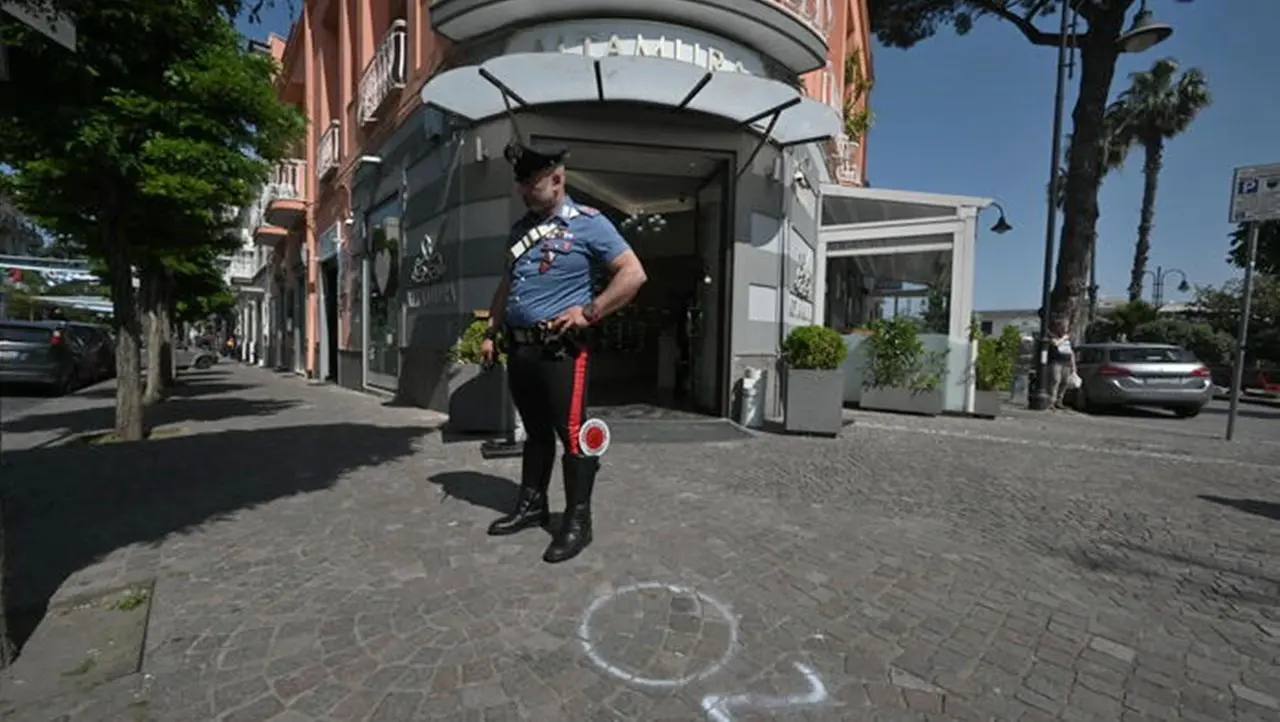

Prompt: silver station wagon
[1069,343,1214,418]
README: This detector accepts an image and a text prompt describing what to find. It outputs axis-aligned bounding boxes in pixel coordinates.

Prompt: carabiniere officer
[481,141,648,564]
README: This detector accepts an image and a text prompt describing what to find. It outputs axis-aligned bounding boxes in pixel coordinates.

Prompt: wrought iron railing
[317,121,340,180]
[358,19,408,125]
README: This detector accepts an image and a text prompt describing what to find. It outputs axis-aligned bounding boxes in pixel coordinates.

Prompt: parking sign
[1229,163,1280,223]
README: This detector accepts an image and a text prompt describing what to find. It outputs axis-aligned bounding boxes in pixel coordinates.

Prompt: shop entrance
[556,141,730,418]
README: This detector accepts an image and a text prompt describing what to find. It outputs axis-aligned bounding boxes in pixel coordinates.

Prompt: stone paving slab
[1,364,1277,721]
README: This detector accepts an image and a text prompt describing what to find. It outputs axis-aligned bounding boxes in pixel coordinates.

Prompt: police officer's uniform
[487,142,633,564]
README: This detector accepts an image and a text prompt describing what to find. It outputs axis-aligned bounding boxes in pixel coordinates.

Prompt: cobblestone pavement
[2,364,1277,721]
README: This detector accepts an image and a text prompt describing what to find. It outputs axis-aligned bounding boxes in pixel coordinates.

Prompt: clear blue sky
[238,1,1278,312]
[866,0,1280,311]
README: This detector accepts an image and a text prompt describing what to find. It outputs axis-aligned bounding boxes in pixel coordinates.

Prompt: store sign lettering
[512,21,763,75]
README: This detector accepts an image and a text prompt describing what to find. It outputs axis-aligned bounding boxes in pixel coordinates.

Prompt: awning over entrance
[420,53,840,147]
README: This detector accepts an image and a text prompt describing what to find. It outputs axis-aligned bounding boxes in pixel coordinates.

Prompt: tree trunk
[108,245,145,441]
[1049,13,1126,337]
[160,285,176,390]
[1127,138,1163,302]
[0,492,13,669]
[142,270,166,405]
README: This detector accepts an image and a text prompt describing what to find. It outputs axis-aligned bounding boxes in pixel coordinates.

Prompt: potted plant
[861,316,948,416]
[972,325,1022,418]
[445,319,510,433]
[781,325,848,436]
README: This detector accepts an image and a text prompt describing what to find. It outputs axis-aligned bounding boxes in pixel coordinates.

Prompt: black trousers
[507,339,591,456]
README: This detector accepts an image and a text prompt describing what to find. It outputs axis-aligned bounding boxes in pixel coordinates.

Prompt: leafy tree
[920,282,950,333]
[0,0,303,441]
[1103,58,1211,301]
[1193,276,1280,367]
[868,0,1181,337]
[1129,317,1234,366]
[1085,299,1158,342]
[1228,221,1280,276]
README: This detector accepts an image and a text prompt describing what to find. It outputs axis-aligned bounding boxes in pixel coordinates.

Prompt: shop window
[339,236,362,350]
[365,200,402,385]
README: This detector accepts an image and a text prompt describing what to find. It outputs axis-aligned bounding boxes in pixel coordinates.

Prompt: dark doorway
[322,259,338,382]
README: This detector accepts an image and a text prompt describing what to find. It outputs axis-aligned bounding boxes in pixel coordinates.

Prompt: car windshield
[1108,347,1196,363]
[0,325,53,343]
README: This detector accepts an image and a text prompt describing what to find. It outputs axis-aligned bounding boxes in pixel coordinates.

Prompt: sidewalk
[2,364,1277,721]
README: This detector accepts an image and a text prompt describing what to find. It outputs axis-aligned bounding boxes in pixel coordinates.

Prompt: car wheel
[53,368,76,396]
[1174,406,1202,419]
[194,356,214,370]
[1073,384,1092,413]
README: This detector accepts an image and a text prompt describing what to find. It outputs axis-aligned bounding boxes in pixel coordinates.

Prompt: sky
[236,1,1279,312]
[864,0,1280,311]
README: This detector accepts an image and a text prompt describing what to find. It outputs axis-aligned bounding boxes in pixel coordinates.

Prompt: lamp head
[1176,279,1191,293]
[1118,8,1173,54]
[990,214,1013,235]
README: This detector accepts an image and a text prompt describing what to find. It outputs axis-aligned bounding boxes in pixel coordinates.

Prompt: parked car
[1068,342,1214,418]
[140,342,218,372]
[67,322,116,381]
[0,320,99,394]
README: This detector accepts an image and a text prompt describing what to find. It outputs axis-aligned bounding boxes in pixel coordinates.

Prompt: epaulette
[575,204,600,216]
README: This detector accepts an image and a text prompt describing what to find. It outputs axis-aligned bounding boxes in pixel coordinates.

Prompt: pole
[1226,222,1260,441]
[1031,0,1072,411]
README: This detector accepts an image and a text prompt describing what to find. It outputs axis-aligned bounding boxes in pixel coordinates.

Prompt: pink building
[245,0,885,421]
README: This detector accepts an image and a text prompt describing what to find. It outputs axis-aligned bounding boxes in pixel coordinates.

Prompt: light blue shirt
[504,197,630,329]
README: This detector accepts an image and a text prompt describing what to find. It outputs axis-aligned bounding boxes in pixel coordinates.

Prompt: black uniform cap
[504,141,569,183]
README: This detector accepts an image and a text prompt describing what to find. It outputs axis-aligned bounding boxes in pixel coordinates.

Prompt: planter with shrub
[972,325,1022,418]
[861,316,948,416]
[446,319,510,434]
[781,325,848,436]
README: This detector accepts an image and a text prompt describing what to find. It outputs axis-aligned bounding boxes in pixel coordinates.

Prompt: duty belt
[506,324,586,346]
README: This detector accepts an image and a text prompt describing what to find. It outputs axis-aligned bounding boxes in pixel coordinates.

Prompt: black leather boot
[543,454,598,564]
[487,442,554,536]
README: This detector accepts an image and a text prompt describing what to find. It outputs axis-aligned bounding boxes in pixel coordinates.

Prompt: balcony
[224,250,262,285]
[813,62,842,115]
[247,186,288,247]
[358,20,408,125]
[831,134,860,186]
[429,0,831,75]
[264,159,306,228]
[316,121,340,181]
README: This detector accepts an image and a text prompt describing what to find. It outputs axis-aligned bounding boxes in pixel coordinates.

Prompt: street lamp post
[1029,0,1175,411]
[1143,265,1191,308]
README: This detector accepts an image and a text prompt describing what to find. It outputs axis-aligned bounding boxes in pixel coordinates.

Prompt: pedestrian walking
[481,140,648,564]
[1047,321,1077,410]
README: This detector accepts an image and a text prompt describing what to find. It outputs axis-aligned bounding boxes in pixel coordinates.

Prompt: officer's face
[519,166,564,213]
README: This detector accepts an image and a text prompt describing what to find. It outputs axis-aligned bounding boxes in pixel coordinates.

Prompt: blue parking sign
[1238,179,1259,195]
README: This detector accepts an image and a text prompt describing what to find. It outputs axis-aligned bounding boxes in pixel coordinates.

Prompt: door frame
[536,134,737,417]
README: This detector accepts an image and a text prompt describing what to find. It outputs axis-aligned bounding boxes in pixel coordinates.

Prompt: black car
[0,320,102,394]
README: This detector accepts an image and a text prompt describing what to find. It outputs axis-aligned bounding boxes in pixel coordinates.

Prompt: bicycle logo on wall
[409,232,445,285]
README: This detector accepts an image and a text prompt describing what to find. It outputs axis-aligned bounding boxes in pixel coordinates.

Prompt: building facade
[241,0,888,419]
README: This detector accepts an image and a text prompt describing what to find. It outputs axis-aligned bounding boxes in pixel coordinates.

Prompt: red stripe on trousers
[566,346,589,455]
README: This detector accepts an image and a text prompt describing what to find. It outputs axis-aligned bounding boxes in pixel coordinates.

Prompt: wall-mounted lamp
[357,155,382,167]
[986,202,1013,235]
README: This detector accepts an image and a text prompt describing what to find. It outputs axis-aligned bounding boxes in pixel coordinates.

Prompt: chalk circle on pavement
[577,582,740,689]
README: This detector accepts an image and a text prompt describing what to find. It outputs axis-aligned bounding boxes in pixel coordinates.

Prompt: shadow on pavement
[1,422,435,659]
[76,381,257,401]
[0,396,302,436]
[428,471,517,514]
[1193,405,1278,421]
[1199,494,1280,521]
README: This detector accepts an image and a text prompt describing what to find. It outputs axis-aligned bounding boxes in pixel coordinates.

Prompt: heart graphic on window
[374,250,392,294]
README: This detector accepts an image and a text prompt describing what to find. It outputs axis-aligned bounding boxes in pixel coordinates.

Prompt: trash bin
[738,367,764,429]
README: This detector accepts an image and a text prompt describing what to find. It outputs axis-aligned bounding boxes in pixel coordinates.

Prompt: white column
[949,207,978,414]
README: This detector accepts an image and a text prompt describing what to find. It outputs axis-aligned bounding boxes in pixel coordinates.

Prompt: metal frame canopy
[420,53,840,151]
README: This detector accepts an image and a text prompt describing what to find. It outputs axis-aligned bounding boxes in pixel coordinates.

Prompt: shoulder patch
[576,204,600,216]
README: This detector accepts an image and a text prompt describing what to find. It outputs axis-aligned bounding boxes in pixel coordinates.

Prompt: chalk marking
[854,420,1276,470]
[701,662,829,722]
[577,582,739,688]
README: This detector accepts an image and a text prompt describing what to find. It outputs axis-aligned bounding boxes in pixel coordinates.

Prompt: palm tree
[1105,58,1212,303]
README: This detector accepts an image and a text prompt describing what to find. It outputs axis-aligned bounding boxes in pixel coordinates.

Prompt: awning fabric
[421,53,839,147]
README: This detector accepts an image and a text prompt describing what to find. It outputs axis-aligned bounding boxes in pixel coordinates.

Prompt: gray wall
[349,102,817,418]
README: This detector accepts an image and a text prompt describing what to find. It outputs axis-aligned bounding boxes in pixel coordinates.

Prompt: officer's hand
[550,306,590,334]
[480,338,497,366]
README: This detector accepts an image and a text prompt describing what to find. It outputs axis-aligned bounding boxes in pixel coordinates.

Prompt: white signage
[508,20,767,76]
[1229,162,1280,223]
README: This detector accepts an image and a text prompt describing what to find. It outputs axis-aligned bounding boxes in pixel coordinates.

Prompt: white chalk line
[577,582,740,689]
[701,662,829,722]
[853,420,1276,470]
